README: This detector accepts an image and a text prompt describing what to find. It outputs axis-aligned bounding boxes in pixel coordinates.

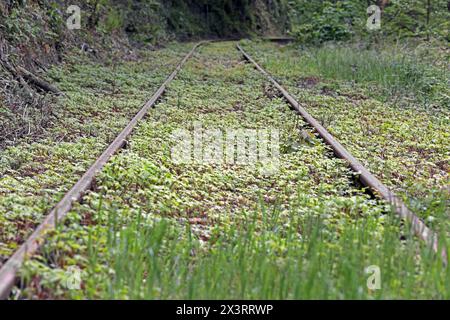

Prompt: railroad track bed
[1,42,449,299]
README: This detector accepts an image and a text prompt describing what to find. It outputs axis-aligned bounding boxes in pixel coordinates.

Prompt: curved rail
[236,44,447,264]
[0,41,205,299]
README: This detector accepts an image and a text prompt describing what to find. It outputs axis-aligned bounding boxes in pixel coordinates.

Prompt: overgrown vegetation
[16,43,449,299]
[0,0,288,146]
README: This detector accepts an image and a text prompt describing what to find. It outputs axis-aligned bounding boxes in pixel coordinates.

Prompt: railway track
[0,41,444,299]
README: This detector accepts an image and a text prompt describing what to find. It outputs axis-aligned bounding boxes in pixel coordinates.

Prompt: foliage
[14,42,450,300]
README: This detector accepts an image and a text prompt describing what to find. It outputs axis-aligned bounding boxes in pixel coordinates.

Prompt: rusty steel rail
[0,41,205,299]
[237,44,447,263]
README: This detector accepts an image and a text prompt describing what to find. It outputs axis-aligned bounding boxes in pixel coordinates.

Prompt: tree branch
[1,58,62,95]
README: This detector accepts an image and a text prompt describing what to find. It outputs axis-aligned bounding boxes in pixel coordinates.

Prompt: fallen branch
[16,66,61,95]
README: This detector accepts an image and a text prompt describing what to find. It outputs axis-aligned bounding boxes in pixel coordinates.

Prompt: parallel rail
[237,44,447,264]
[0,41,205,299]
